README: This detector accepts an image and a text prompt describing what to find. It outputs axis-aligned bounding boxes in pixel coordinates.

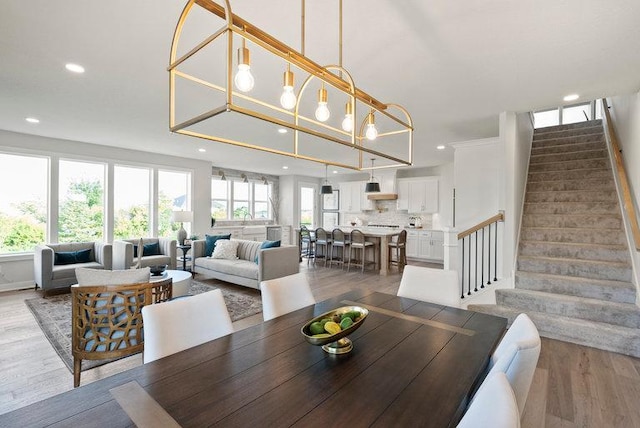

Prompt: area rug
[24,279,262,373]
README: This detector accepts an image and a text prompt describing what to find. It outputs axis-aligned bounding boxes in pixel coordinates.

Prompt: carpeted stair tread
[523,201,619,215]
[528,168,612,182]
[534,120,601,133]
[494,289,640,328]
[522,213,622,229]
[520,226,627,245]
[518,255,632,282]
[533,127,604,141]
[532,133,606,147]
[531,141,606,156]
[526,179,615,192]
[514,271,636,304]
[530,148,609,164]
[466,304,640,358]
[519,240,629,262]
[525,190,618,203]
[527,157,610,172]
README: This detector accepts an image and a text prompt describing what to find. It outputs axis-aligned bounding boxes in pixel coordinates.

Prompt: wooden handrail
[602,99,640,251]
[458,213,504,240]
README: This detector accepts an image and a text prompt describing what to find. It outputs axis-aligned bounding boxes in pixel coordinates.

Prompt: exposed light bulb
[234,46,254,92]
[365,111,378,140]
[341,102,353,132]
[280,69,297,109]
[315,86,330,122]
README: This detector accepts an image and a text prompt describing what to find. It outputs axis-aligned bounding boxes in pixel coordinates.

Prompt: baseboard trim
[0,280,35,293]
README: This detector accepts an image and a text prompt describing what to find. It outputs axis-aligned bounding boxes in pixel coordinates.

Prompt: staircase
[469,120,640,357]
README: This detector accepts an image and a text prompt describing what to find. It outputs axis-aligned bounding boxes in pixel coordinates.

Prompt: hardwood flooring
[1,262,640,427]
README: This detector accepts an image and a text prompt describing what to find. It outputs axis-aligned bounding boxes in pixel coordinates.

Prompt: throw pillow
[205,234,231,257]
[142,242,160,256]
[75,267,151,286]
[254,240,281,263]
[211,239,239,260]
[54,249,92,265]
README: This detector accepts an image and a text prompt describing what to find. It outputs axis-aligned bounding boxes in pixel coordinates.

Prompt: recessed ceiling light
[277,128,288,134]
[65,63,85,73]
[282,166,289,170]
[332,170,338,174]
[436,145,445,150]
[563,94,579,102]
[25,117,40,124]
[198,148,206,152]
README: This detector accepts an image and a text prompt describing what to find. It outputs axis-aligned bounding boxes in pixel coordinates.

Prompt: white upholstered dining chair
[141,289,233,364]
[397,265,460,307]
[260,272,315,321]
[487,313,541,415]
[456,371,520,428]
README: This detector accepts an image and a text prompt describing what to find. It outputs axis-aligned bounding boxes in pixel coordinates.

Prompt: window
[158,170,191,238]
[58,160,106,242]
[533,109,559,128]
[233,181,250,219]
[562,103,591,125]
[300,185,316,227]
[211,179,228,220]
[254,183,269,219]
[114,165,150,239]
[0,153,48,253]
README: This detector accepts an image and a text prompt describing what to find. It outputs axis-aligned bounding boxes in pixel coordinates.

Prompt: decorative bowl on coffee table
[301,306,368,354]
[149,264,168,276]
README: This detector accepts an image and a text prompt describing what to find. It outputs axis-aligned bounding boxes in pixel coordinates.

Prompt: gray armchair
[33,241,112,296]
[113,238,177,270]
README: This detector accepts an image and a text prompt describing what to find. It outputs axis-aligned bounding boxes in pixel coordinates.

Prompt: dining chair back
[260,272,315,321]
[456,372,520,428]
[300,225,316,265]
[329,228,350,269]
[388,229,407,272]
[142,289,233,364]
[487,313,541,414]
[397,265,460,307]
[71,276,171,387]
[314,227,332,267]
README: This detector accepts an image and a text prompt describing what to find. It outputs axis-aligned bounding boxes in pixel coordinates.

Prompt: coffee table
[150,269,191,297]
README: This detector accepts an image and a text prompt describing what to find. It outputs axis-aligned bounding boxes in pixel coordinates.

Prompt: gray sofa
[112,238,177,270]
[192,239,299,289]
[34,241,112,295]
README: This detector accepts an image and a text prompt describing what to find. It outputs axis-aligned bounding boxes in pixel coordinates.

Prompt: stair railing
[457,212,504,298]
[601,98,640,250]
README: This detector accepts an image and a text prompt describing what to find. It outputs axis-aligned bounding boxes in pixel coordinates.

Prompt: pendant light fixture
[280,62,297,109]
[365,109,378,141]
[365,158,380,193]
[321,164,333,194]
[341,101,353,132]
[315,83,330,122]
[234,32,254,92]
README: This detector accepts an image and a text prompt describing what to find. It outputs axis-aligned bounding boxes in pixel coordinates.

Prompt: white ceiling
[1,0,639,178]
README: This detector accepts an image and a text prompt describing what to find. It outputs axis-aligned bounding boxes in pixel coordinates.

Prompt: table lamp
[171,210,193,245]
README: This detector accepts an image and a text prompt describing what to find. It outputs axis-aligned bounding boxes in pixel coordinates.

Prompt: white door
[299,184,317,228]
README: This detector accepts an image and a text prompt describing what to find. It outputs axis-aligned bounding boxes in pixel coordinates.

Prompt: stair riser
[519,241,630,263]
[531,131,605,149]
[517,258,632,282]
[523,202,619,215]
[467,305,640,358]
[525,191,618,203]
[522,214,622,229]
[528,169,612,182]
[528,158,609,172]
[530,149,609,164]
[526,180,615,192]
[520,228,627,245]
[534,127,603,140]
[514,272,636,304]
[531,141,605,156]
[495,290,640,328]
[535,121,601,133]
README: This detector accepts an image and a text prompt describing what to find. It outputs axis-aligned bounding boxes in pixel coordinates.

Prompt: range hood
[367,193,398,200]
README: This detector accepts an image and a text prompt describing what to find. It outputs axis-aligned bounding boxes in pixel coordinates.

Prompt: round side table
[151,269,192,297]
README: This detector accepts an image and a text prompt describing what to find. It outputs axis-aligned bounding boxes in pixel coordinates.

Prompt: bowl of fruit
[301,306,368,354]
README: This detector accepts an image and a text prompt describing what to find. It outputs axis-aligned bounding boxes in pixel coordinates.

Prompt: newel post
[443,227,459,272]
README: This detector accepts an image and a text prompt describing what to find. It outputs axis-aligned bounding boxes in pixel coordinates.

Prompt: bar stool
[328,228,350,269]
[388,229,407,273]
[348,229,375,273]
[314,228,332,267]
[300,225,316,265]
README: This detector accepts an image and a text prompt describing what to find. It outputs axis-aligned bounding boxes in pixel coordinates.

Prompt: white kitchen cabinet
[210,227,243,239]
[397,177,439,214]
[339,181,372,212]
[406,230,419,258]
[430,231,444,261]
[405,230,444,262]
[241,226,267,241]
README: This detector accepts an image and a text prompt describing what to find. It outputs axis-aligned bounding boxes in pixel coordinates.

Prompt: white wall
[0,130,212,290]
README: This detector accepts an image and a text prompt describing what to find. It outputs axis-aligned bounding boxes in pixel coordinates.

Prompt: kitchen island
[297,226,401,275]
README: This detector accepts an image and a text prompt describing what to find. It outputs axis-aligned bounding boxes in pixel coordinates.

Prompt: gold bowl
[300,306,368,354]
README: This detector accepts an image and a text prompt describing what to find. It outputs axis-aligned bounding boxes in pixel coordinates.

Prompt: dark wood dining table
[1,290,506,427]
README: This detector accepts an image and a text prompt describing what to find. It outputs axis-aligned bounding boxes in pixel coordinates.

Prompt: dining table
[1,290,507,427]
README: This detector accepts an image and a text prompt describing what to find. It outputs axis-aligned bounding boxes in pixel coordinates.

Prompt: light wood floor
[1,262,640,427]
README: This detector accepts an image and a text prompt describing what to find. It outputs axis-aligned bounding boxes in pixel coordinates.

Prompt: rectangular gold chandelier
[169,0,413,171]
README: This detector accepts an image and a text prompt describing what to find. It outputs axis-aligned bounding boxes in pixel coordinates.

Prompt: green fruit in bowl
[340,317,354,330]
[309,322,325,335]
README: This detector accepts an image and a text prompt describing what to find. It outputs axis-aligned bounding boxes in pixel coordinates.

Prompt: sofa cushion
[52,262,104,279]
[142,242,160,256]
[138,255,172,268]
[205,234,231,257]
[236,239,263,262]
[54,249,92,265]
[254,240,281,263]
[196,257,259,280]
[76,267,151,286]
[212,240,239,260]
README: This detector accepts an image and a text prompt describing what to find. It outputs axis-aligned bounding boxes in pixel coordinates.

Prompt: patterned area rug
[24,278,262,373]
